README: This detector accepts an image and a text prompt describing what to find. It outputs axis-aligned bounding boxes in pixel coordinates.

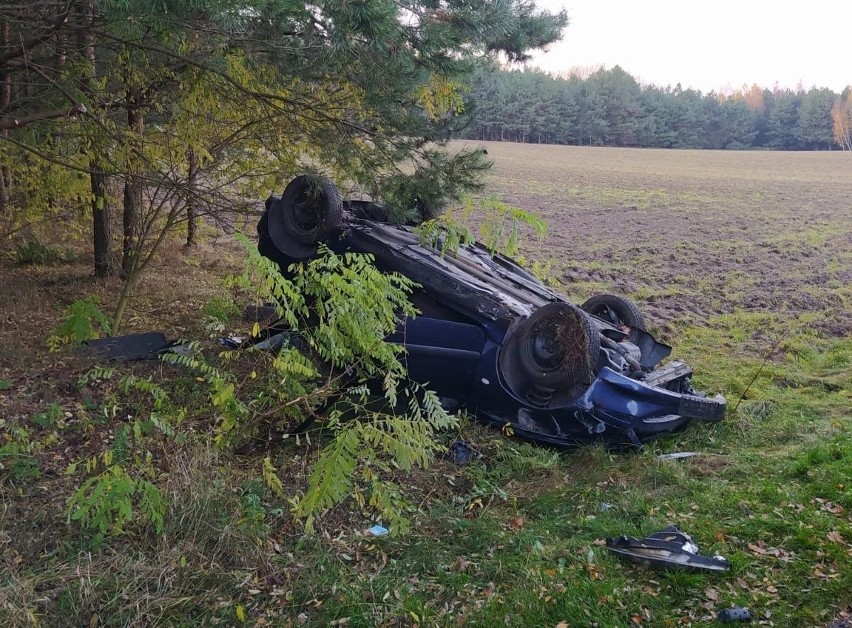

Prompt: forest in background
[0,0,565,329]
[460,65,852,150]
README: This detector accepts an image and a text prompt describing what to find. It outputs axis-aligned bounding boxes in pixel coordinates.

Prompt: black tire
[267,175,342,259]
[581,294,646,342]
[498,303,600,407]
[344,200,390,222]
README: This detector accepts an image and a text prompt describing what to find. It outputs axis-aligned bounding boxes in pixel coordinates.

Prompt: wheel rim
[523,320,563,373]
[292,198,320,233]
[498,303,600,407]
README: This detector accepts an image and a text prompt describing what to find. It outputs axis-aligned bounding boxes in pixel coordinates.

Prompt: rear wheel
[267,175,343,259]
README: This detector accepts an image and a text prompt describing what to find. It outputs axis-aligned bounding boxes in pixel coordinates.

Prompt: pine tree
[0,0,567,328]
[798,88,836,150]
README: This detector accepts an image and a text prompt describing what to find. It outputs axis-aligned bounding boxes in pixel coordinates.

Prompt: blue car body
[258,181,725,447]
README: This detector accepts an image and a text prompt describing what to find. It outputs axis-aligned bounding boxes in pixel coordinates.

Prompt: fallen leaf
[827,531,845,544]
[747,542,766,555]
[452,558,471,572]
[466,498,483,513]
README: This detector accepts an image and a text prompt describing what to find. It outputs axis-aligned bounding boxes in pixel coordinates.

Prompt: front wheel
[498,303,600,408]
[581,294,646,343]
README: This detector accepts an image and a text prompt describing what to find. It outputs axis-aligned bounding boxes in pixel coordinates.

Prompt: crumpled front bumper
[575,366,726,445]
[476,360,726,448]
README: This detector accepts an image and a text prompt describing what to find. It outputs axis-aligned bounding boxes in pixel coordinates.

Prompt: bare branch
[0,102,84,129]
[0,1,73,66]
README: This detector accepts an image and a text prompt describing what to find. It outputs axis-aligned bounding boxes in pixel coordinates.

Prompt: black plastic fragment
[445,439,476,464]
[606,524,731,572]
[244,303,279,322]
[82,332,170,361]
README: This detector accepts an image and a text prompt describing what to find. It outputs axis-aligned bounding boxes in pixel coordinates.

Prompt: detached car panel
[257,176,726,447]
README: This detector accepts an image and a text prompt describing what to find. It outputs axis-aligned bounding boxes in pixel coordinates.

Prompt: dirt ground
[467,142,852,340]
[0,234,247,436]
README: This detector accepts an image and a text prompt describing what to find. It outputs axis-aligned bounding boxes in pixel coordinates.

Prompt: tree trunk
[122,165,141,278]
[91,171,110,276]
[185,148,198,246]
[76,0,112,276]
[0,21,12,213]
[121,93,143,279]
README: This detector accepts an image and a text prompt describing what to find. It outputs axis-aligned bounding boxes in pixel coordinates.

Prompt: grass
[1,144,851,626]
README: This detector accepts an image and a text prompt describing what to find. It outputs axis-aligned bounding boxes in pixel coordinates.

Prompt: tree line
[460,65,852,150]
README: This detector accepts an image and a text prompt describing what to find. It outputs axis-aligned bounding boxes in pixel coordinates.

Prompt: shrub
[66,463,165,547]
[200,295,240,324]
[48,295,112,350]
[173,237,458,532]
[0,426,41,483]
[68,238,458,543]
[14,238,64,266]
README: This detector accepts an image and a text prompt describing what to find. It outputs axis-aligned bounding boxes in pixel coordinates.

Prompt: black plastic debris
[83,332,170,361]
[445,439,476,465]
[716,607,752,622]
[254,332,288,352]
[605,525,731,572]
[219,335,246,349]
[83,332,192,361]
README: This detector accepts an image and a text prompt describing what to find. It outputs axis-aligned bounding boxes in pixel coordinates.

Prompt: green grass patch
[3,145,851,626]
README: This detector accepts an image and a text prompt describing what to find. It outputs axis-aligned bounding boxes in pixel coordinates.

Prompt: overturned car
[257,176,725,447]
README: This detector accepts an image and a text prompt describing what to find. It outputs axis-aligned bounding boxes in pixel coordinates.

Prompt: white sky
[529,1,851,93]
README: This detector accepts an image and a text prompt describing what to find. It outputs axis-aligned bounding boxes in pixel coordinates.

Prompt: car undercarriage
[256,175,726,447]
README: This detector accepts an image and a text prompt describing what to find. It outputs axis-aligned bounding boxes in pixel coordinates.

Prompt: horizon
[519,63,841,96]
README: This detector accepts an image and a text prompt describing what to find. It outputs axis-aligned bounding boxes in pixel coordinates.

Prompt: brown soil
[468,142,852,340]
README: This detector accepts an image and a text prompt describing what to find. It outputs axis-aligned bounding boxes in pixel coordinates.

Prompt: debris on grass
[366,525,389,537]
[716,607,752,622]
[605,525,731,572]
[445,439,476,465]
[656,451,700,461]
